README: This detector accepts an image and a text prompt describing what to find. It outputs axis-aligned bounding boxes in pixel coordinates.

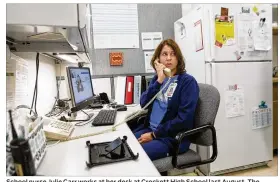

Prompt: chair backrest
[188,83,220,146]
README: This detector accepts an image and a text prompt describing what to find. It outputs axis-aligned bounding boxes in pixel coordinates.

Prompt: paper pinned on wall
[144,51,155,73]
[175,21,186,39]
[237,15,255,52]
[252,107,272,129]
[14,56,29,107]
[225,84,245,118]
[194,20,203,52]
[6,54,29,109]
[252,21,271,51]
[6,73,15,109]
[91,4,139,49]
[6,57,16,109]
[141,32,163,50]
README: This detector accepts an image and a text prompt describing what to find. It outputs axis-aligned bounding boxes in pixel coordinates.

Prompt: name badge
[166,83,177,97]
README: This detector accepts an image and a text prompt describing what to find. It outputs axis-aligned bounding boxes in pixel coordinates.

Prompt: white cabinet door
[209,62,273,173]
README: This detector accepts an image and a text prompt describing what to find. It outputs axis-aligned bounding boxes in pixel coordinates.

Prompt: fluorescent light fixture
[52,53,90,63]
[56,54,78,63]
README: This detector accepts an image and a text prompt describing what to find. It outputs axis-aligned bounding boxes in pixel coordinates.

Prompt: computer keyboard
[92,109,117,126]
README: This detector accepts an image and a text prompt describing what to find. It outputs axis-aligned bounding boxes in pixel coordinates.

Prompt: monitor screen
[67,67,94,106]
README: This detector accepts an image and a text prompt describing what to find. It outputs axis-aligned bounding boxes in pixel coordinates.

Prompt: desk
[37,106,161,176]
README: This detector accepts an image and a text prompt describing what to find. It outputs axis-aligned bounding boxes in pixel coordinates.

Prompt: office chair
[129,83,220,175]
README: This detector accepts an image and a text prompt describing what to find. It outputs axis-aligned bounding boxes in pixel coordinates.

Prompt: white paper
[93,34,139,49]
[6,54,29,109]
[144,51,155,73]
[194,20,203,51]
[237,18,254,52]
[6,59,15,109]
[179,22,186,39]
[91,4,139,49]
[252,107,272,129]
[14,57,28,107]
[225,85,245,118]
[6,76,15,109]
[141,32,163,50]
[253,22,271,51]
[175,21,186,39]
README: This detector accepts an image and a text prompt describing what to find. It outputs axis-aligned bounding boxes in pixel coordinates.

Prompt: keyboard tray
[86,136,139,168]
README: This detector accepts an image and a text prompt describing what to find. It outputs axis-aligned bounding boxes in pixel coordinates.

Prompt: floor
[180,155,278,176]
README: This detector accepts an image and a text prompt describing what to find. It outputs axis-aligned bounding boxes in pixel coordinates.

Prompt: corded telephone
[42,117,75,141]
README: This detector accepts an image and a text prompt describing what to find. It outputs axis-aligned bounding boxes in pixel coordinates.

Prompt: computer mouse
[59,116,68,122]
[112,104,123,109]
[116,105,127,111]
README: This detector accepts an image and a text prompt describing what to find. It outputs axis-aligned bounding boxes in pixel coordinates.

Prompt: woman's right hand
[154,59,166,84]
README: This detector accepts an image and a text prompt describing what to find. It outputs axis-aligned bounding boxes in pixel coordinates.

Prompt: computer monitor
[66,66,95,112]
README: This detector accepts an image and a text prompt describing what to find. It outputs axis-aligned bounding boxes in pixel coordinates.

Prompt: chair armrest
[172,124,218,169]
[127,113,148,130]
[137,115,147,124]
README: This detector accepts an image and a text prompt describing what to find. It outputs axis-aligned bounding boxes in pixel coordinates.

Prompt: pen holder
[10,138,36,176]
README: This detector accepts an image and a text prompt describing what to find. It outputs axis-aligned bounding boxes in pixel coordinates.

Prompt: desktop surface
[37,106,160,176]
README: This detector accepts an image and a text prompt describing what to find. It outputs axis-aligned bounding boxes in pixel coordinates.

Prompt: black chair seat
[153,149,201,172]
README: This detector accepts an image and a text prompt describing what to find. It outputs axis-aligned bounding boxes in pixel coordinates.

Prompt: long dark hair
[150,39,186,74]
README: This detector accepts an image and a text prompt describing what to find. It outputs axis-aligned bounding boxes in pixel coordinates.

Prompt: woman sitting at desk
[132,39,199,160]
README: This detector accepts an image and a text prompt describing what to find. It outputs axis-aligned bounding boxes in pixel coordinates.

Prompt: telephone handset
[163,68,171,78]
[154,59,171,78]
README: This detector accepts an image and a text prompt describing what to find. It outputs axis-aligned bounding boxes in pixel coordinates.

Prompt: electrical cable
[30,53,39,115]
[45,61,63,117]
[57,62,62,99]
[34,54,39,114]
[61,110,93,126]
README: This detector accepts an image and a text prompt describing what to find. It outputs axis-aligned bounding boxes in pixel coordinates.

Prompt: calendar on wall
[251,107,272,130]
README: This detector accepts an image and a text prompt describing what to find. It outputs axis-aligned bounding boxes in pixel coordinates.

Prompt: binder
[141,76,146,94]
[145,76,154,89]
[124,76,134,105]
[133,76,141,104]
[115,76,126,105]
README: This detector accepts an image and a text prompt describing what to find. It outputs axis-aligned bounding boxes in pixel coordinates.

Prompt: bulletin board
[89,4,182,76]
